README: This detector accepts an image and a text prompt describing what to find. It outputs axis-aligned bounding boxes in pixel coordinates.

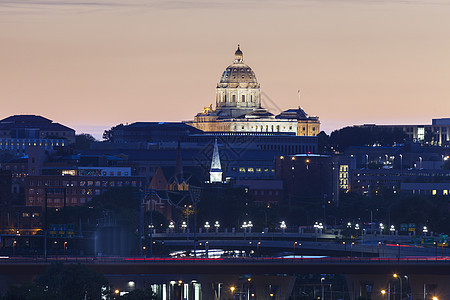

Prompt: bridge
[1,257,449,299]
[153,231,450,258]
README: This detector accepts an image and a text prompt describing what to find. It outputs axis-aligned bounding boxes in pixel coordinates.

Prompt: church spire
[175,140,183,180]
[209,138,223,183]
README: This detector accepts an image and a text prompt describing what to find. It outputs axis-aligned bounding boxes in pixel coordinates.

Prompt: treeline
[318,126,407,152]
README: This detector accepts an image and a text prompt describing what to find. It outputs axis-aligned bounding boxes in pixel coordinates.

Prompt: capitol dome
[218,45,259,88]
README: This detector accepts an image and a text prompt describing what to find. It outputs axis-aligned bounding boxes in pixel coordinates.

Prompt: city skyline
[2,0,450,139]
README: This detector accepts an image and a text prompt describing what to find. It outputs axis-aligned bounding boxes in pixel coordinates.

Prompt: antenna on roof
[297,90,301,107]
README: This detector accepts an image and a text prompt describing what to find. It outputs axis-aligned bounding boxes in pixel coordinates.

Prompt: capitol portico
[188,46,320,136]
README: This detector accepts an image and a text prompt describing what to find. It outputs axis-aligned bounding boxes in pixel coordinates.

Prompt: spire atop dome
[234,44,243,63]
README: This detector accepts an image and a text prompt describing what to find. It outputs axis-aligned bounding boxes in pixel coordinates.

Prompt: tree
[329,126,407,152]
[3,263,109,300]
[74,134,97,150]
[103,124,123,142]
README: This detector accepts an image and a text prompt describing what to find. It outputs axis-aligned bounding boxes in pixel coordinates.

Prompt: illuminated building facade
[0,115,75,154]
[189,46,320,136]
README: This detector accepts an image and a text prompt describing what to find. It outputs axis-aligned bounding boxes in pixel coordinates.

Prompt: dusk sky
[1,0,450,139]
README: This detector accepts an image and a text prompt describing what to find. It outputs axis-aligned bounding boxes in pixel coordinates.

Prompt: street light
[64,241,67,256]
[214,221,220,233]
[204,221,210,233]
[280,221,287,233]
[230,286,235,294]
[321,277,325,300]
[248,221,253,232]
[350,242,355,258]
[393,273,403,300]
[379,223,385,233]
[181,221,187,233]
[423,226,428,236]
[390,225,396,235]
[168,221,175,232]
[314,221,324,233]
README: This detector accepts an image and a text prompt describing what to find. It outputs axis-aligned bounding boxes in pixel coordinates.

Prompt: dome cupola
[234,45,243,63]
[215,45,262,117]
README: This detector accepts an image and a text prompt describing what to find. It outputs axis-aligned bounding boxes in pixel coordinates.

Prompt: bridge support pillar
[408,274,450,300]
[345,274,389,300]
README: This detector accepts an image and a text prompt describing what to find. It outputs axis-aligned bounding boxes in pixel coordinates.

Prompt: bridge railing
[2,256,450,264]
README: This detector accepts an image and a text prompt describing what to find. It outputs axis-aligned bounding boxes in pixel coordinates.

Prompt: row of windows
[0,139,65,148]
[253,190,279,196]
[29,196,88,204]
[260,144,315,154]
[412,189,450,196]
[220,94,256,103]
[29,180,141,187]
[232,167,274,173]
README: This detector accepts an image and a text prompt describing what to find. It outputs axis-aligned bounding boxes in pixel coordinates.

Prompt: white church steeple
[209,138,223,183]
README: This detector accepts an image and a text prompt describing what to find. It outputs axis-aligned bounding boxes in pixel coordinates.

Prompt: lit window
[444,190,448,195]
[248,168,254,172]
[432,190,437,195]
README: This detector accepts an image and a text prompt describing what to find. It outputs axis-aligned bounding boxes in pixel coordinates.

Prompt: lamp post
[248,221,253,233]
[181,221,187,233]
[393,274,403,300]
[399,154,403,171]
[64,241,67,256]
[257,241,261,257]
[423,226,428,236]
[377,241,382,258]
[321,277,325,300]
[214,221,220,233]
[350,242,355,258]
[204,221,210,233]
[390,225,396,235]
[280,221,287,234]
[168,221,175,232]
[242,222,248,240]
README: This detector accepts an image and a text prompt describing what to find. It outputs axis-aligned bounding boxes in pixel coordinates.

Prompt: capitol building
[188,46,320,136]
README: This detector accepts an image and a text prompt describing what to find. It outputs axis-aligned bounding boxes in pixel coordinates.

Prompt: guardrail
[2,256,450,264]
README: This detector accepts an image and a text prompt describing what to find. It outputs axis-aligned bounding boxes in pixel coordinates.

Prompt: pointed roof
[148,166,168,191]
[210,138,222,172]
